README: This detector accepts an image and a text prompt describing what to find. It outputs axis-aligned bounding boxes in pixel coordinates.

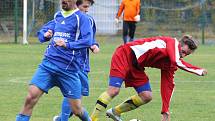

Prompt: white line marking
[8,77,30,84]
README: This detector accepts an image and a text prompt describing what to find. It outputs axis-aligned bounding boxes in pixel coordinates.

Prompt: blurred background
[0,0,215,44]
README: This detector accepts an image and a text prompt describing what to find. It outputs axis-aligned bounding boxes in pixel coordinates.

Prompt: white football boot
[53,115,61,121]
[106,108,122,121]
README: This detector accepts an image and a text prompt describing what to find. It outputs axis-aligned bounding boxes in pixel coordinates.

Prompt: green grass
[0,36,215,121]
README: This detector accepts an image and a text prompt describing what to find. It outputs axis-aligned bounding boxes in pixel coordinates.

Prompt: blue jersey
[37,9,93,71]
[80,14,99,72]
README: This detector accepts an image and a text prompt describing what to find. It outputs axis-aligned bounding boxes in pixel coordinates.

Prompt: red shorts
[109,46,149,87]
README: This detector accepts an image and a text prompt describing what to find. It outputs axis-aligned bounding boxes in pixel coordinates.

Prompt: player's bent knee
[139,91,152,103]
[25,86,43,105]
[25,94,39,106]
[143,95,152,103]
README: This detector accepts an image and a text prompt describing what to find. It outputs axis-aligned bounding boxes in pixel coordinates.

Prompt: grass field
[0,36,215,121]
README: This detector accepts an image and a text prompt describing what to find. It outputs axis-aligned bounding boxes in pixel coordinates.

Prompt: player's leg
[128,21,136,42]
[91,46,128,121]
[107,82,152,120]
[16,85,44,121]
[160,69,175,121]
[72,70,90,119]
[16,60,54,121]
[54,71,89,121]
[91,76,123,121]
[67,98,90,121]
[59,70,91,121]
[123,21,129,44]
[106,58,151,120]
[54,97,71,121]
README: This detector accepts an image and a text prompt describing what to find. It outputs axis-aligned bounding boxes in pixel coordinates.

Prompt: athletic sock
[60,98,72,121]
[114,95,145,115]
[91,91,112,121]
[16,114,30,121]
[77,108,91,121]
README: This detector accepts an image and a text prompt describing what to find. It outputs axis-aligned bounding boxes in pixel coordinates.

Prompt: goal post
[23,0,28,44]
[23,0,59,44]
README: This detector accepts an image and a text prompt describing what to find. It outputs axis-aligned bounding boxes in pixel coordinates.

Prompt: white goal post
[23,0,28,44]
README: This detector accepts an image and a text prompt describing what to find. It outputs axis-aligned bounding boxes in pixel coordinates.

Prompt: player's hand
[134,15,140,22]
[161,113,170,121]
[54,39,66,48]
[91,45,100,54]
[115,18,119,24]
[44,30,53,38]
[202,69,207,76]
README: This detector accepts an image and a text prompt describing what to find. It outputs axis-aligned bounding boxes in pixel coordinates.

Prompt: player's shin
[91,91,112,121]
[114,95,145,115]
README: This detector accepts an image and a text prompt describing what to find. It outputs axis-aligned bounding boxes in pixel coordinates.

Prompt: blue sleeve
[37,20,55,43]
[66,15,93,49]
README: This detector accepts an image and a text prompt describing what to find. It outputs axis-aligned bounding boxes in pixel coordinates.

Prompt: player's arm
[177,59,207,76]
[37,20,55,43]
[137,0,141,15]
[65,16,93,49]
[165,38,207,76]
[90,19,100,54]
[160,68,176,121]
[116,0,125,19]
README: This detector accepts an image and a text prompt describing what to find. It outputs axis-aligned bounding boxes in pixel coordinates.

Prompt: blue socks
[16,98,90,121]
[16,114,30,121]
[60,98,90,121]
[60,98,72,121]
[77,108,91,121]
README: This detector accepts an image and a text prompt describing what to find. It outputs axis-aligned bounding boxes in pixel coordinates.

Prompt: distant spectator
[115,0,141,44]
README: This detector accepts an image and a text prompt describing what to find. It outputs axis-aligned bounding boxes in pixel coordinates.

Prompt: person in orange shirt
[115,0,141,44]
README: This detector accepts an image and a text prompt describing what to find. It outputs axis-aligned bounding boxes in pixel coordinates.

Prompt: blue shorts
[30,58,82,99]
[109,76,151,94]
[78,71,89,96]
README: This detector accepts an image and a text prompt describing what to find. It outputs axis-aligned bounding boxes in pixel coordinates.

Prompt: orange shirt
[116,0,140,21]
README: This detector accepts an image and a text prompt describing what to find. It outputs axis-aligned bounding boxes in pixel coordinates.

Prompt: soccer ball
[129,119,141,121]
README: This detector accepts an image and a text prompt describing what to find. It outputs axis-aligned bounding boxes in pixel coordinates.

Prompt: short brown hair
[180,35,198,50]
[76,0,95,6]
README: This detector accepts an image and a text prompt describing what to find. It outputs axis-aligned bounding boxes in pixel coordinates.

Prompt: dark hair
[76,0,95,6]
[180,35,198,50]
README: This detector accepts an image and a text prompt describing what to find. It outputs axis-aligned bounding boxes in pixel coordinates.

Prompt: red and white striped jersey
[123,36,204,76]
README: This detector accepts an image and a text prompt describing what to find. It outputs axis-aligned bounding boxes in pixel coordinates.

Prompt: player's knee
[139,92,152,103]
[25,90,41,105]
[25,93,39,105]
[143,95,152,103]
[25,85,43,104]
[107,87,120,98]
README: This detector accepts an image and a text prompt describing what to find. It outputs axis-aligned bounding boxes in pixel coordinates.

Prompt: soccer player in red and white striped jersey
[91,35,207,121]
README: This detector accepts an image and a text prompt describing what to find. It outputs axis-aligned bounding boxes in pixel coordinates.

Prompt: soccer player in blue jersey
[53,0,99,121]
[15,0,93,121]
